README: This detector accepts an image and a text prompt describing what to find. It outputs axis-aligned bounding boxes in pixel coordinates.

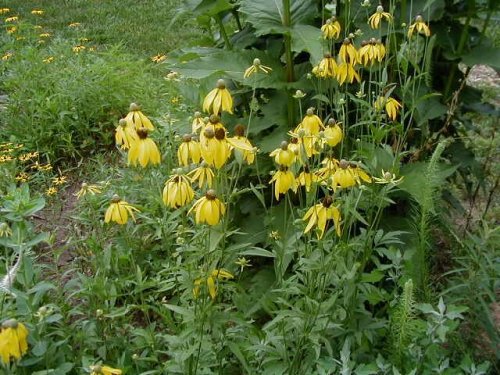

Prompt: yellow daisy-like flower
[68,22,81,27]
[316,156,339,182]
[45,187,58,196]
[373,170,404,185]
[115,118,138,150]
[200,121,231,169]
[321,17,341,39]
[359,38,386,66]
[90,364,122,375]
[6,26,16,34]
[178,134,202,166]
[104,195,139,224]
[336,62,361,85]
[0,319,29,364]
[374,96,402,121]
[235,257,252,272]
[52,176,67,186]
[5,16,18,23]
[1,52,13,61]
[191,111,205,133]
[408,15,431,38]
[31,9,44,15]
[193,269,234,299]
[331,160,372,191]
[312,53,337,79]
[322,119,343,147]
[270,166,297,200]
[296,108,324,135]
[0,8,10,15]
[297,165,318,193]
[162,171,194,208]
[270,141,295,167]
[187,162,215,189]
[151,54,166,63]
[127,128,161,167]
[43,56,54,63]
[303,196,341,239]
[39,33,51,38]
[368,5,393,29]
[72,45,86,53]
[74,182,102,199]
[339,38,359,65]
[244,58,272,79]
[227,124,256,165]
[125,103,155,130]
[189,190,226,226]
[203,79,233,115]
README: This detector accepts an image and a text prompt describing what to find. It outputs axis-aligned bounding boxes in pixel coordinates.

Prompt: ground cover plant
[0,0,499,374]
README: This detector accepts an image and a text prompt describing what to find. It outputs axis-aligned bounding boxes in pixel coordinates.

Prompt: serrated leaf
[290,24,323,63]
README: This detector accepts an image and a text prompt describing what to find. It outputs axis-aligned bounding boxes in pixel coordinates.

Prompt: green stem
[283,0,295,126]
[215,14,232,50]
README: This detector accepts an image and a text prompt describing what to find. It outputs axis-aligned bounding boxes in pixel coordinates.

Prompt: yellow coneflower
[373,170,404,185]
[6,26,17,34]
[368,5,393,29]
[270,165,297,200]
[0,8,10,15]
[0,319,29,364]
[303,196,341,239]
[322,119,343,148]
[52,176,67,186]
[104,195,139,224]
[297,165,318,192]
[227,124,256,164]
[1,52,13,61]
[125,103,155,130]
[45,187,58,196]
[151,54,166,63]
[203,79,233,115]
[189,190,226,226]
[296,107,324,135]
[90,364,122,375]
[162,171,194,208]
[74,182,102,199]
[331,160,371,191]
[200,119,231,169]
[115,118,138,150]
[244,58,272,78]
[68,22,81,27]
[312,53,337,79]
[408,15,431,38]
[336,62,361,85]
[374,96,402,121]
[270,141,295,167]
[39,33,51,38]
[316,156,339,183]
[193,269,234,299]
[127,128,161,167]
[191,111,204,133]
[339,38,359,65]
[31,9,44,15]
[177,134,202,166]
[321,17,341,39]
[287,137,305,164]
[5,16,18,22]
[43,56,54,63]
[359,38,386,66]
[187,162,215,189]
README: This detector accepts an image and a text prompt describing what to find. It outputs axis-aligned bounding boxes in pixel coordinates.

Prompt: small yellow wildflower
[193,269,234,299]
[127,128,161,167]
[162,171,194,208]
[31,9,44,15]
[15,172,29,183]
[39,33,50,38]
[187,162,215,189]
[191,111,204,133]
[408,15,431,38]
[359,38,386,66]
[331,159,372,191]
[374,96,402,121]
[0,319,29,364]
[368,5,393,29]
[339,38,359,65]
[203,79,233,115]
[227,124,256,165]
[1,52,12,61]
[270,165,297,200]
[43,56,55,63]
[297,165,318,192]
[200,119,231,169]
[235,257,252,272]
[269,230,280,240]
[0,222,12,237]
[178,134,202,166]
[322,119,343,147]
[165,71,180,81]
[18,152,38,162]
[270,141,295,167]
[74,182,102,199]
[190,190,226,226]
[336,62,361,85]
[0,155,14,163]
[303,196,342,239]
[6,26,17,34]
[5,16,18,23]
[125,103,155,130]
[104,195,139,225]
[90,364,122,375]
[52,176,67,186]
[151,54,166,63]
[373,170,404,185]
[72,45,86,53]
[115,118,138,149]
[45,187,58,196]
[68,22,81,27]
[0,8,10,15]
[243,58,272,78]
[321,17,341,39]
[312,53,337,79]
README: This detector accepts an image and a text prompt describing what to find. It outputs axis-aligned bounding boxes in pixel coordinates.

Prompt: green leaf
[164,304,194,318]
[239,0,316,36]
[186,0,233,16]
[240,247,276,258]
[461,44,500,69]
[361,270,385,283]
[290,24,323,63]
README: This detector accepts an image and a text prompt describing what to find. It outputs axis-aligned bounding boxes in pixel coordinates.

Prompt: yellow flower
[297,166,318,192]
[193,269,234,299]
[312,53,337,79]
[14,172,29,183]
[203,79,233,115]
[90,364,122,375]
[52,176,67,185]
[125,103,155,130]
[162,172,194,208]
[127,128,161,167]
[227,124,255,165]
[200,118,231,169]
[6,26,16,34]
[104,195,139,224]
[336,62,361,85]
[45,187,58,196]
[321,17,341,39]
[0,155,14,163]
[68,22,81,27]
[74,182,102,199]
[191,111,204,133]
[189,190,226,226]
[408,15,431,38]
[270,141,295,167]
[373,170,404,185]
[39,33,51,38]
[235,257,252,272]
[303,196,341,239]
[368,5,393,29]
[0,8,10,15]
[0,319,29,364]
[188,162,215,189]
[72,45,86,53]
[31,9,44,15]
[1,52,13,61]
[374,96,402,121]
[270,166,297,200]
[5,16,18,23]
[0,222,12,237]
[359,38,386,66]
[151,54,166,63]
[178,134,202,166]
[339,38,359,64]
[42,56,54,63]
[115,118,138,149]
[331,160,372,191]
[244,58,272,78]
[316,156,339,182]
[322,119,343,147]
[296,108,324,135]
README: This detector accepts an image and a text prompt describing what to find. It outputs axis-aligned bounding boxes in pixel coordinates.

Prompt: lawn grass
[0,0,204,56]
